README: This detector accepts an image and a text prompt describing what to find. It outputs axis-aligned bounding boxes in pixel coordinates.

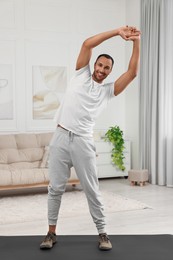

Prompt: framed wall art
[0,64,13,120]
[32,65,67,120]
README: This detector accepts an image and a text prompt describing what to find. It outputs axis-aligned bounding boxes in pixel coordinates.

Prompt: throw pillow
[40,146,49,168]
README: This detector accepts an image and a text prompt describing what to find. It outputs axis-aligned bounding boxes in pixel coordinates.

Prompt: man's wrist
[133,38,140,43]
[116,27,123,36]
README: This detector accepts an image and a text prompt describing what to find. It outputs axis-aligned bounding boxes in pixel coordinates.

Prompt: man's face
[92,56,113,83]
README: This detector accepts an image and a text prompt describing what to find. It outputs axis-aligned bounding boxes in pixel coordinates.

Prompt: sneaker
[98,233,112,251]
[40,232,57,249]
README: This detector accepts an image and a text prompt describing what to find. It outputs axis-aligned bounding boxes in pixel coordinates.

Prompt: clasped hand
[119,26,141,41]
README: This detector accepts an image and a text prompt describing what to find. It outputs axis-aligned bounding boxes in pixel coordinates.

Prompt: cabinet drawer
[96,153,112,164]
[97,164,128,178]
[96,152,130,165]
[95,140,130,153]
[95,142,112,153]
[93,137,131,179]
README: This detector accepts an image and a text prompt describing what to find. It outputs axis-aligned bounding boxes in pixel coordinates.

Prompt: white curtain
[140,0,173,187]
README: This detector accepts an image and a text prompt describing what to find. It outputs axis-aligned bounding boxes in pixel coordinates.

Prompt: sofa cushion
[0,161,40,170]
[15,134,39,149]
[36,133,53,147]
[0,135,17,149]
[0,132,79,188]
[0,148,44,164]
[40,146,49,168]
[0,168,49,186]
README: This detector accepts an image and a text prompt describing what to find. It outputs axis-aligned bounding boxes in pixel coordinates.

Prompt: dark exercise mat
[0,235,172,260]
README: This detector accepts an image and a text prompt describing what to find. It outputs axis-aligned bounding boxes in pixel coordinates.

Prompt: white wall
[0,0,140,168]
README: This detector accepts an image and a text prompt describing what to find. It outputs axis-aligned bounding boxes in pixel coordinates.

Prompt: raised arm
[76,26,140,71]
[114,33,140,96]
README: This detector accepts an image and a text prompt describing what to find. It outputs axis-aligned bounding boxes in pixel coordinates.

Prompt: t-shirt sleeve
[106,82,115,100]
[74,64,91,78]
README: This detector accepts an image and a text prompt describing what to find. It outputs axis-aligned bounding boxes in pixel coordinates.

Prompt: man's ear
[109,67,113,74]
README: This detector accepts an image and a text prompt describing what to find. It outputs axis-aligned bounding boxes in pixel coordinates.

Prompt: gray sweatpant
[47,127,106,234]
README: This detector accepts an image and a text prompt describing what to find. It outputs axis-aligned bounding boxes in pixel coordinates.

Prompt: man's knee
[48,184,66,196]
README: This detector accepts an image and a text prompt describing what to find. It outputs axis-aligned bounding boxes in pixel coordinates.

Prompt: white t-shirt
[54,64,115,137]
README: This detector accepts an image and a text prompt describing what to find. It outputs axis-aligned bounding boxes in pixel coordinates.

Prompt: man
[40,26,140,251]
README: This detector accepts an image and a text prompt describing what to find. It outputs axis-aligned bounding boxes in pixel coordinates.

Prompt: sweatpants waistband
[57,125,93,139]
[57,125,73,134]
[57,125,76,141]
[57,124,69,131]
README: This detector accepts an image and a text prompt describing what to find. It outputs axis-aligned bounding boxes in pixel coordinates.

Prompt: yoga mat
[0,235,172,260]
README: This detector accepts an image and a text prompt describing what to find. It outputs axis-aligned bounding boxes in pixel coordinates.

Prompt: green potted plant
[104,125,126,171]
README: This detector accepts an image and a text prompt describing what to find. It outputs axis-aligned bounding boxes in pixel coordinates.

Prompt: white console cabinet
[94,137,131,179]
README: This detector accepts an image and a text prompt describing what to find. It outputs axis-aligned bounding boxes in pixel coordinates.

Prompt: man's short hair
[95,54,114,67]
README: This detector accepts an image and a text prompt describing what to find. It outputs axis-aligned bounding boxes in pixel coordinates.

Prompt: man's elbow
[134,70,139,78]
[130,70,138,80]
[82,39,92,49]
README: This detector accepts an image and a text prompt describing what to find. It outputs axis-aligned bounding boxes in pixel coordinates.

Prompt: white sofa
[0,132,79,191]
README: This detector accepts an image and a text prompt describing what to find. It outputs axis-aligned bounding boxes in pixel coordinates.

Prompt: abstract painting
[0,64,13,120]
[32,66,67,119]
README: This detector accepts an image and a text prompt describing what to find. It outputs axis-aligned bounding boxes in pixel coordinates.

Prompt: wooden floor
[0,178,173,236]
